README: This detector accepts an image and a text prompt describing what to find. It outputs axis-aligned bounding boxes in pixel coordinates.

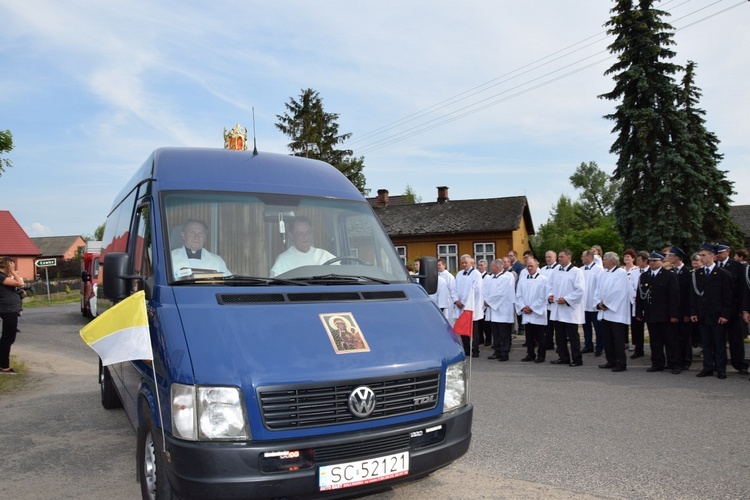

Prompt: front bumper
[164,404,472,499]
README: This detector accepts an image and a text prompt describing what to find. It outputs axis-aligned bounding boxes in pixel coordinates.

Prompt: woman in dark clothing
[0,256,24,374]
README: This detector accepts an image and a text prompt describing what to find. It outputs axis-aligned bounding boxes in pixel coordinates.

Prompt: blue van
[97,148,472,499]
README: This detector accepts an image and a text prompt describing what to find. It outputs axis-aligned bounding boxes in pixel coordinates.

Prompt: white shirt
[548,264,586,324]
[453,267,484,321]
[582,261,604,312]
[270,245,336,277]
[171,247,231,279]
[430,270,455,309]
[538,262,560,310]
[594,267,631,325]
[623,265,641,313]
[483,271,516,323]
[515,272,549,325]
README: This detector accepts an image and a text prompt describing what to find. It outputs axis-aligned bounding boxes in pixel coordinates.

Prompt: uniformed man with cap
[714,243,750,375]
[666,246,694,370]
[636,251,681,373]
[690,243,733,379]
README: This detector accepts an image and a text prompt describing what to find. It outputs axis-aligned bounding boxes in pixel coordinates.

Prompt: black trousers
[676,320,693,369]
[525,323,546,360]
[0,312,19,369]
[647,321,680,370]
[544,310,555,349]
[554,321,581,364]
[726,317,749,372]
[630,316,645,354]
[699,322,728,373]
[602,320,628,368]
[490,322,512,360]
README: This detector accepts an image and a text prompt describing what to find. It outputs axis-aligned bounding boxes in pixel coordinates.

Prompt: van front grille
[217,290,407,305]
[257,371,440,430]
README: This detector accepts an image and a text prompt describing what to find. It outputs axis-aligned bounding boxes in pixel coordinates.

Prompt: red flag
[452,281,475,337]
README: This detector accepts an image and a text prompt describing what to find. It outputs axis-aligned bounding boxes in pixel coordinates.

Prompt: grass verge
[23,295,81,308]
[0,355,27,394]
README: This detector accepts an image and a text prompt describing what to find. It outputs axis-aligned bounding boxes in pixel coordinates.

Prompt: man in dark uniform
[667,246,694,370]
[690,243,733,379]
[714,243,750,376]
[636,251,681,373]
[742,262,750,381]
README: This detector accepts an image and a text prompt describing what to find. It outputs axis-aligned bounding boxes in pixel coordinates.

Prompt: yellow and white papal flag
[80,290,153,366]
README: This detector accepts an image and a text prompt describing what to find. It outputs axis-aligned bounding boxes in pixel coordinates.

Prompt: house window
[474,242,495,265]
[395,246,407,265]
[437,244,458,272]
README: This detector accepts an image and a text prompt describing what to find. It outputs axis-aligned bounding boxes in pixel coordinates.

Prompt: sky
[2,0,749,239]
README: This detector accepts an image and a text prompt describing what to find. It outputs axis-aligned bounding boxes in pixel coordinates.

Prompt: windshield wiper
[291,274,391,285]
[173,275,308,286]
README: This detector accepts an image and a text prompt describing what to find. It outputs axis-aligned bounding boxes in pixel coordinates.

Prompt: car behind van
[96,148,472,499]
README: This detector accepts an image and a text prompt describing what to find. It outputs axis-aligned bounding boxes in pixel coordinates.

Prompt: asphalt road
[2,304,749,499]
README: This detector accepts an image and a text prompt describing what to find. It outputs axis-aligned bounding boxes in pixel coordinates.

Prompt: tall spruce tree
[276,88,367,194]
[676,61,743,247]
[599,0,689,251]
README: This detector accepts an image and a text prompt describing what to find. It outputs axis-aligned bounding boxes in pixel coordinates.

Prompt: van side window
[133,204,153,290]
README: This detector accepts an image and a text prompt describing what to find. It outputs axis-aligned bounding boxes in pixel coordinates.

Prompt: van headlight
[171,383,250,441]
[443,360,467,412]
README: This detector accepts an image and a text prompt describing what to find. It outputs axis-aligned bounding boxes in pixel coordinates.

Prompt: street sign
[36,258,57,267]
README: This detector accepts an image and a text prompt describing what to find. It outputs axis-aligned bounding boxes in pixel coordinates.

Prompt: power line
[352,0,747,155]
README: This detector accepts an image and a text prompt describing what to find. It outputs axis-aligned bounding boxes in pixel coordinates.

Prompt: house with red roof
[0,210,42,280]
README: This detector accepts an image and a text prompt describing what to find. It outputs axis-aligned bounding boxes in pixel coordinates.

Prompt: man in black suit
[714,243,749,376]
[667,246,693,370]
[636,251,681,373]
[690,243,733,379]
[743,263,750,381]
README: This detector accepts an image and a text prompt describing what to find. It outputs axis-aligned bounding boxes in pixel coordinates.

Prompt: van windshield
[163,192,410,285]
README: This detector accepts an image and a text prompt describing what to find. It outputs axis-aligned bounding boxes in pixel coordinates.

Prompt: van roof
[112,148,364,212]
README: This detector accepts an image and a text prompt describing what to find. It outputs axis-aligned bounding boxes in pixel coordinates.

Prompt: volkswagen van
[96,147,472,499]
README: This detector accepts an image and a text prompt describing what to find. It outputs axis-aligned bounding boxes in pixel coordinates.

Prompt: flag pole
[151,359,170,461]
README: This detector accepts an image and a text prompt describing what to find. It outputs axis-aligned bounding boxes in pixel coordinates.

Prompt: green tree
[0,129,13,176]
[675,61,743,248]
[569,161,620,220]
[599,0,689,251]
[276,88,368,194]
[402,184,422,204]
[94,223,106,241]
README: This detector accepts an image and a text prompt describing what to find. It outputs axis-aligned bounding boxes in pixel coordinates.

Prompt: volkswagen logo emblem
[348,386,376,418]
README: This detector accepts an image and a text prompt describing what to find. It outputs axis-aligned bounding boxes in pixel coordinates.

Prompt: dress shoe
[471,353,479,358]
[646,367,663,372]
[580,348,594,354]
[717,372,727,379]
[696,371,713,377]
[630,352,644,359]
[611,366,627,372]
[498,357,509,362]
[738,368,749,375]
[520,355,535,362]
[522,343,527,347]
[599,363,615,369]
[534,358,546,363]
[671,368,682,375]
[594,350,603,357]
[488,353,499,359]
[549,358,567,365]
[569,361,583,367]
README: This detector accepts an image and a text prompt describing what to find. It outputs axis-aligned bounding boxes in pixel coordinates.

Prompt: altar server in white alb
[453,254,484,357]
[515,258,549,363]
[483,259,516,362]
[547,249,586,367]
[430,258,456,322]
[594,252,631,372]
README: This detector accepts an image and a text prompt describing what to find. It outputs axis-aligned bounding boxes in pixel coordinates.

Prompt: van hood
[171,286,463,388]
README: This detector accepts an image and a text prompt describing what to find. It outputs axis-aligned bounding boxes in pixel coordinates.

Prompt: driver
[171,219,231,279]
[270,216,336,277]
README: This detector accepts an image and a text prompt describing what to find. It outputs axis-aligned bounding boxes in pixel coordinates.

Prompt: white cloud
[27,222,54,237]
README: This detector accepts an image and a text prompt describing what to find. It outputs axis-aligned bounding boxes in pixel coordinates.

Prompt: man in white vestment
[516,258,549,363]
[484,259,516,361]
[548,249,585,367]
[594,252,631,372]
[270,217,336,277]
[171,219,231,279]
[453,254,483,357]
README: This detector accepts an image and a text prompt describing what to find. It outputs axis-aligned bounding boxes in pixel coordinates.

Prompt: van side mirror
[103,252,130,300]
[416,256,438,295]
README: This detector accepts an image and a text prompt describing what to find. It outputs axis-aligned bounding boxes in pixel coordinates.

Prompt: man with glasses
[171,219,231,279]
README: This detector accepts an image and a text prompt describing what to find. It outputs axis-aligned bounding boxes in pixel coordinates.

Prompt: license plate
[318,451,409,491]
